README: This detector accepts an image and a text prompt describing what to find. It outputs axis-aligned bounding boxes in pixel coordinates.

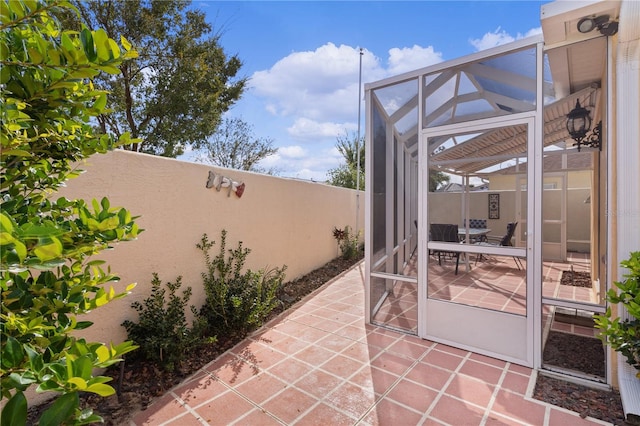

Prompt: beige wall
[488,170,592,191]
[56,150,363,346]
[429,190,518,242]
[429,189,591,252]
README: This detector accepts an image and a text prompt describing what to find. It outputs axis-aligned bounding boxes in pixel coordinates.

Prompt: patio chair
[430,223,461,275]
[475,222,524,270]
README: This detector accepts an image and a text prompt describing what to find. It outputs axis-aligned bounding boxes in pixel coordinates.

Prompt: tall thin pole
[355,48,363,235]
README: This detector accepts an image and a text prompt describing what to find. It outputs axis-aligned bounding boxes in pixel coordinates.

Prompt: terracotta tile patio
[130,263,610,425]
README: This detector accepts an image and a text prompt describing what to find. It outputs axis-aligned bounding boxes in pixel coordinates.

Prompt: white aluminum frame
[365,29,618,378]
[419,114,537,367]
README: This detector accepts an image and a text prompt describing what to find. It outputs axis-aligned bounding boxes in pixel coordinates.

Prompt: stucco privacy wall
[56,149,363,345]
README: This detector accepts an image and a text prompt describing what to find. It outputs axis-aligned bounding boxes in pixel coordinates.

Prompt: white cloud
[249,43,386,125]
[470,26,543,51]
[278,145,306,158]
[258,146,342,181]
[287,118,356,141]
[525,27,543,38]
[237,42,444,179]
[387,45,444,75]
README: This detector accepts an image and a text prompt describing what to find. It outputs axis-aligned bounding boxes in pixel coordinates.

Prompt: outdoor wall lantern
[566,99,601,152]
[577,14,618,36]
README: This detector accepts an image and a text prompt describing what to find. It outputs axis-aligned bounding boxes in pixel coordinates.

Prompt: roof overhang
[541,0,621,48]
[541,1,620,98]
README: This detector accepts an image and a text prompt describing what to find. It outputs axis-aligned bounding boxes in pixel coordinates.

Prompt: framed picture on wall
[489,193,500,219]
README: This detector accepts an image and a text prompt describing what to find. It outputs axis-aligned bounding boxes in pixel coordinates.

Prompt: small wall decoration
[206,170,245,198]
[488,193,500,219]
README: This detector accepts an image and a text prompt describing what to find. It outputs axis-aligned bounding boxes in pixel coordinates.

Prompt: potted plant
[595,252,640,376]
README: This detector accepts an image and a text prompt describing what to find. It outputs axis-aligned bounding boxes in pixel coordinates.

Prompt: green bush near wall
[595,252,640,376]
[197,231,287,339]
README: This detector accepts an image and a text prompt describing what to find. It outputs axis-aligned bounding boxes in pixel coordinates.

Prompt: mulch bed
[533,375,627,425]
[27,254,364,425]
[561,270,592,287]
[543,331,605,378]
[538,321,628,424]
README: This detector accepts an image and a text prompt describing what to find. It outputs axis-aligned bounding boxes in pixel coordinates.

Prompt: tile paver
[130,262,613,425]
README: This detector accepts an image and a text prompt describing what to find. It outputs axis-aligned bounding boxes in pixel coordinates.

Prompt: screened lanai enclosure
[365,25,612,384]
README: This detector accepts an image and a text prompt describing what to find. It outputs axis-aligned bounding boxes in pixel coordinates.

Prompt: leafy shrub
[1,1,139,424]
[595,252,640,375]
[332,225,362,260]
[122,274,209,371]
[197,231,286,339]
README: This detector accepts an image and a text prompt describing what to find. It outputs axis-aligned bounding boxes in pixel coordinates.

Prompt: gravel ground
[543,331,605,378]
[534,375,627,425]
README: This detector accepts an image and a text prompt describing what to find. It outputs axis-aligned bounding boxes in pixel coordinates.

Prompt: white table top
[458,228,491,236]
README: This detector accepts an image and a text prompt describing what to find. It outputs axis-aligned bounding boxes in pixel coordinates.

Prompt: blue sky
[184,1,547,181]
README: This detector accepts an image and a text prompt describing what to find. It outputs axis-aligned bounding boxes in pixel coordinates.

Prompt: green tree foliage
[1,1,140,423]
[327,132,365,189]
[429,169,450,192]
[327,132,450,191]
[197,117,278,173]
[69,0,247,157]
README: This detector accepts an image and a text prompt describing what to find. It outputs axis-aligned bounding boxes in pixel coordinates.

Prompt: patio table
[458,228,491,271]
[458,228,491,242]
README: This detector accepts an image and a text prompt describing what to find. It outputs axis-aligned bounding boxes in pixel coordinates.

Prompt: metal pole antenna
[355,48,363,235]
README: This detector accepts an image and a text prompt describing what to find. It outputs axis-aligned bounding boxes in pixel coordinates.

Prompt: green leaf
[0,212,14,233]
[75,321,93,330]
[98,215,119,231]
[9,372,38,388]
[8,0,25,19]
[67,377,88,390]
[0,232,15,244]
[13,240,27,262]
[100,197,110,211]
[95,345,110,364]
[94,291,108,307]
[23,0,39,13]
[1,391,27,426]
[72,356,93,380]
[19,224,63,237]
[0,61,9,84]
[80,28,97,62]
[92,93,107,112]
[1,337,25,369]
[38,392,79,426]
[36,380,62,393]
[33,237,63,262]
[93,29,110,61]
[85,383,115,397]
[97,65,120,75]
[107,38,121,59]
[28,47,43,64]
[26,346,44,372]
[120,35,132,51]
[1,149,32,157]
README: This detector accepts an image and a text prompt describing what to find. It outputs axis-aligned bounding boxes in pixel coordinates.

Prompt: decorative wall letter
[206,171,245,198]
